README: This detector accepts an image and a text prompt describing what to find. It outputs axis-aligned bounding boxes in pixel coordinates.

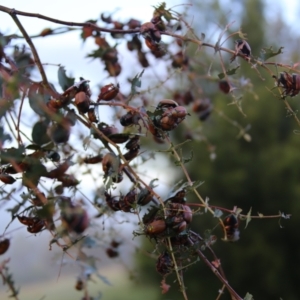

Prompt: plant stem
[8,10,49,87]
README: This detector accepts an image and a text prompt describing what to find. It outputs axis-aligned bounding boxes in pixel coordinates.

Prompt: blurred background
[1,0,300,299]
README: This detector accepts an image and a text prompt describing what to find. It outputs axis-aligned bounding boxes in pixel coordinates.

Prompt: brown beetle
[0,238,10,255]
[145,219,166,236]
[166,189,186,203]
[0,173,16,184]
[156,99,178,110]
[140,22,161,43]
[75,279,84,291]
[83,154,103,164]
[106,247,119,258]
[158,106,188,131]
[223,214,240,242]
[156,251,173,275]
[58,174,79,187]
[105,191,121,211]
[123,147,139,161]
[27,219,46,234]
[276,72,300,97]
[75,91,90,114]
[87,108,98,123]
[97,83,119,101]
[17,215,41,226]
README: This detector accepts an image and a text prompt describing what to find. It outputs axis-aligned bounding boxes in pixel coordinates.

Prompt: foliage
[0,1,298,300]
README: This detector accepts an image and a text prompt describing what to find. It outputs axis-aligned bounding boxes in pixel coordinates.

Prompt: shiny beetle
[0,238,10,255]
[17,215,41,226]
[123,147,139,161]
[156,251,173,275]
[166,189,186,203]
[145,219,166,236]
[276,72,300,97]
[27,219,46,234]
[158,106,188,131]
[83,154,103,164]
[120,111,141,127]
[156,99,178,110]
[140,22,161,43]
[125,136,140,150]
[119,189,137,212]
[75,91,90,114]
[87,108,98,123]
[235,39,251,57]
[223,214,240,242]
[97,83,119,101]
[105,191,121,211]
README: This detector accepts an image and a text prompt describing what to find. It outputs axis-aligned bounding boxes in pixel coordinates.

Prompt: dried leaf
[160,278,171,294]
[211,259,221,268]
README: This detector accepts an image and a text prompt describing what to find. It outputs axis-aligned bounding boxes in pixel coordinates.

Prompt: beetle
[223,214,240,242]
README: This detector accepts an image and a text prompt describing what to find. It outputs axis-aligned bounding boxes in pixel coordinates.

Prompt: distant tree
[0,2,298,300]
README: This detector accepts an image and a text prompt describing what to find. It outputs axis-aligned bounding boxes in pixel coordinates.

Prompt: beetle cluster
[148,99,188,140]
[17,215,46,234]
[143,189,192,237]
[275,72,300,98]
[104,189,137,212]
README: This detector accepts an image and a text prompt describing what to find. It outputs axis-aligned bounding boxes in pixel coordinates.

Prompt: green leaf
[82,236,98,248]
[58,66,75,91]
[183,150,193,164]
[202,197,210,213]
[218,66,240,80]
[0,126,11,145]
[185,180,205,192]
[22,162,47,187]
[0,146,25,164]
[129,69,144,96]
[214,209,223,218]
[149,178,159,188]
[153,2,174,21]
[245,207,252,229]
[260,46,284,61]
[243,292,254,300]
[26,144,41,150]
[32,120,51,146]
[28,83,51,116]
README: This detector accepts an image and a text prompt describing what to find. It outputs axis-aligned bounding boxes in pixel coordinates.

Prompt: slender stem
[8,10,49,87]
[167,237,188,300]
[0,5,139,34]
[16,88,27,144]
[187,237,243,300]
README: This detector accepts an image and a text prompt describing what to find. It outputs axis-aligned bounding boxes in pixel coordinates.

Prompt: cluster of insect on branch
[0,2,295,300]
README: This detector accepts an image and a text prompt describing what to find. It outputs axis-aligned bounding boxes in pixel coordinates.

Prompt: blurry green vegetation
[137,0,300,299]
